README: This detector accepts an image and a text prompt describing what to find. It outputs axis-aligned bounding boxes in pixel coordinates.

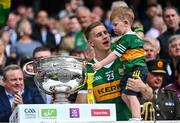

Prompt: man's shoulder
[0,85,5,92]
[24,86,40,94]
[160,88,178,98]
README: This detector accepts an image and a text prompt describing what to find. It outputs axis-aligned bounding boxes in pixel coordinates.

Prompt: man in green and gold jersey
[75,21,153,121]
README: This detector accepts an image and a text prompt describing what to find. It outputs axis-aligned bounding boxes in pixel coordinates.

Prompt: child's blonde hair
[110,7,134,26]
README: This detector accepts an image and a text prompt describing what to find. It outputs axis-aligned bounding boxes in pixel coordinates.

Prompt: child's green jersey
[113,33,147,72]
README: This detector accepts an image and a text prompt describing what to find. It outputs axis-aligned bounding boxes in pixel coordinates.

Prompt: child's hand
[93,62,102,71]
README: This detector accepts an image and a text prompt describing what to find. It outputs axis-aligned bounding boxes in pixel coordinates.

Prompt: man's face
[169,38,180,58]
[147,72,163,90]
[36,11,49,26]
[89,25,110,52]
[34,51,51,59]
[143,43,157,61]
[163,8,179,30]
[77,10,92,29]
[4,69,24,95]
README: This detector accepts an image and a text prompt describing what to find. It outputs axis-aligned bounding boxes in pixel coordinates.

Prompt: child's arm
[93,52,117,71]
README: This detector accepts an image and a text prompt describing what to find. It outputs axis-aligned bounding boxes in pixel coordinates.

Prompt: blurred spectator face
[68,17,81,33]
[61,16,70,33]
[48,18,57,30]
[147,72,163,90]
[69,0,84,11]
[1,31,10,45]
[146,6,159,18]
[143,42,157,61]
[92,6,104,22]
[34,50,51,59]
[76,7,92,29]
[163,8,179,30]
[17,5,27,18]
[26,7,34,20]
[0,41,5,54]
[18,20,32,36]
[146,6,162,18]
[153,16,165,31]
[169,38,180,58]
[36,11,49,26]
[7,13,18,29]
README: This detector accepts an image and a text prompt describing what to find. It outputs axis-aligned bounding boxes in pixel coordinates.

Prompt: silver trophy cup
[23,56,86,104]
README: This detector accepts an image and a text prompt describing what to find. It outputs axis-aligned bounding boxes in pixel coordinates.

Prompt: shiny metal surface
[30,56,85,95]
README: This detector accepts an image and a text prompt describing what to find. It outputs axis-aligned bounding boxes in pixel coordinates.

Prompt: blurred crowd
[0,0,179,122]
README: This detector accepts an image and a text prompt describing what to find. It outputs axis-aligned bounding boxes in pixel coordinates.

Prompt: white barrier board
[9,104,116,123]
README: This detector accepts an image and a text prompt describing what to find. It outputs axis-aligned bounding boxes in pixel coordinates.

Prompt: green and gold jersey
[113,33,146,72]
[80,58,131,120]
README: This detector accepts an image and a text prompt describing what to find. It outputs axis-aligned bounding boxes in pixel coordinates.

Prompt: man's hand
[127,76,153,100]
[11,92,23,111]
[126,76,146,92]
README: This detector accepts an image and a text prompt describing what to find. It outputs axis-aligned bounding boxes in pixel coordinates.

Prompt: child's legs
[127,95,141,118]
[121,93,130,110]
[120,66,147,118]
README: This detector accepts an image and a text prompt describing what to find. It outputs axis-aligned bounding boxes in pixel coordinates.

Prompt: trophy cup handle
[23,61,36,76]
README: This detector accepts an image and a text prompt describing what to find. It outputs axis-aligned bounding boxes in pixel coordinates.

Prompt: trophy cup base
[53,93,71,104]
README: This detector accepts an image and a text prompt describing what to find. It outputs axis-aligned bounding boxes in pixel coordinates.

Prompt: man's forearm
[141,84,153,100]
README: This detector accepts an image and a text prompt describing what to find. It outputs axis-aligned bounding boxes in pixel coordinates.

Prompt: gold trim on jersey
[121,48,145,61]
[93,80,121,102]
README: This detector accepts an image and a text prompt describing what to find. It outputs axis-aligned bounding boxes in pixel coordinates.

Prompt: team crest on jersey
[118,68,124,76]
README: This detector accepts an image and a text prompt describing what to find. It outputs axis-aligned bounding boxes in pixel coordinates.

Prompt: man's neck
[94,50,111,61]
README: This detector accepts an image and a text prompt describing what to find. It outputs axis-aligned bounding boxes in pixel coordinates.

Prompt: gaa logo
[24,108,36,113]
[24,108,37,119]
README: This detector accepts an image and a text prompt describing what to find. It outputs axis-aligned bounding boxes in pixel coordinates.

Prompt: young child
[93,7,147,120]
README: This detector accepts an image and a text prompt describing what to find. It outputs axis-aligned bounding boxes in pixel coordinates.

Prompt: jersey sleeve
[113,37,129,57]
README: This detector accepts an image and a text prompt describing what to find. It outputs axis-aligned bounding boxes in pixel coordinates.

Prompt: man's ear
[88,39,94,47]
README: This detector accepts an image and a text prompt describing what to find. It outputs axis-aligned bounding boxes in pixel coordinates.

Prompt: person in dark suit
[157,6,180,63]
[32,10,57,52]
[0,64,45,122]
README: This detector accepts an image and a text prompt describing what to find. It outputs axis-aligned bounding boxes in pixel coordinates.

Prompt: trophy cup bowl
[23,56,86,103]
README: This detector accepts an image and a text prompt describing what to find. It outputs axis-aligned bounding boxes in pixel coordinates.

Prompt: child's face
[112,18,127,35]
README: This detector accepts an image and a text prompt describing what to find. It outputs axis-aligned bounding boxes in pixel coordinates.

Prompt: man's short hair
[3,65,21,80]
[33,46,50,57]
[168,34,180,44]
[84,21,105,40]
[163,6,179,17]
